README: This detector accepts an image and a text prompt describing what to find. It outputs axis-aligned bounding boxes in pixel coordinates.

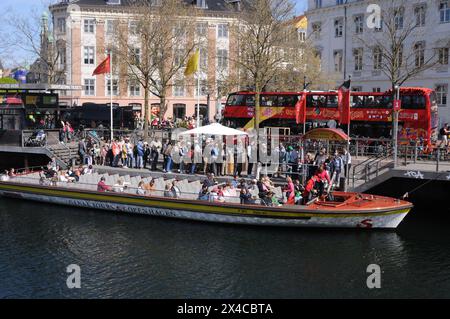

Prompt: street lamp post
[393,85,400,167]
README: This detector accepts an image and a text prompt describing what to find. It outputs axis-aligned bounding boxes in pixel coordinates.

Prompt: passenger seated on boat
[198,185,210,201]
[8,168,16,178]
[203,173,218,188]
[315,166,330,197]
[83,165,93,175]
[302,175,319,205]
[136,181,146,196]
[210,186,225,203]
[164,183,175,198]
[257,177,271,205]
[222,182,236,198]
[143,179,155,195]
[240,187,256,205]
[39,176,51,186]
[268,191,282,207]
[170,180,181,198]
[294,180,304,205]
[112,178,127,193]
[283,177,295,205]
[97,177,112,192]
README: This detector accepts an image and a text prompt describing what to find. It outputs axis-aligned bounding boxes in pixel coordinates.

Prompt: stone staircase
[46,142,80,168]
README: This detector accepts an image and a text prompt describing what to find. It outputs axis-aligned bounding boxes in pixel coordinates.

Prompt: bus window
[352,95,364,108]
[401,95,425,109]
[246,95,255,107]
[327,95,338,108]
[278,95,298,107]
[307,95,327,108]
[261,95,278,107]
[226,94,246,106]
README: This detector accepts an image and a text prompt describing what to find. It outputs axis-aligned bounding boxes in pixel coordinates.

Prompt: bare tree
[231,0,296,133]
[7,3,66,85]
[356,0,438,95]
[268,23,329,91]
[112,0,198,138]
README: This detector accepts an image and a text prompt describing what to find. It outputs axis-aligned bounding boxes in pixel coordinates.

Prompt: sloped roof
[59,0,238,12]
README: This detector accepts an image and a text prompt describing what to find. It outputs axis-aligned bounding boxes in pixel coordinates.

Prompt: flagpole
[344,79,351,192]
[197,72,200,128]
[110,50,113,143]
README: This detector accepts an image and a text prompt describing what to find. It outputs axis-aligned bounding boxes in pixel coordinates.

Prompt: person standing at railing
[150,138,162,171]
[136,139,144,169]
[342,148,352,178]
[78,138,87,165]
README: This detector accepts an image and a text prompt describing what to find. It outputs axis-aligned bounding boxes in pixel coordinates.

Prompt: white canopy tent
[178,123,248,136]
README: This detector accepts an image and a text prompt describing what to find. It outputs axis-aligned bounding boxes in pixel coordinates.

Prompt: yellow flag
[184,49,200,76]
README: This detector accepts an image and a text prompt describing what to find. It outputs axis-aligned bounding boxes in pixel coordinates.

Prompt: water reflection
[0,198,449,298]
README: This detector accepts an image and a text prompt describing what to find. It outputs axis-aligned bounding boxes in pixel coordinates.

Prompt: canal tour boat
[0,172,412,229]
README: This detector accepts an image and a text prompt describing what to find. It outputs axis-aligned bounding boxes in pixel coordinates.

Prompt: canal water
[0,198,449,298]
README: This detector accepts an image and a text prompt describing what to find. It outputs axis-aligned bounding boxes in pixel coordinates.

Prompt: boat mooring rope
[401,170,450,200]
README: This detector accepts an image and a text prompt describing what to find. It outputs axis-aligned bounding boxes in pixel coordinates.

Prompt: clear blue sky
[0,0,308,68]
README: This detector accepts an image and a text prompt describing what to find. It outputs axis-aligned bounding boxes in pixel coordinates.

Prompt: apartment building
[306,0,450,125]
[49,0,241,121]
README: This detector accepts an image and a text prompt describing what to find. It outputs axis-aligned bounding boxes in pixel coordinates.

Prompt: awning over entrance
[302,128,350,141]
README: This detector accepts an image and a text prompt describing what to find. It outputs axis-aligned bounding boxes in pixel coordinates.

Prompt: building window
[129,79,140,96]
[195,79,208,97]
[334,18,343,37]
[414,5,426,27]
[333,50,343,72]
[373,88,381,93]
[414,42,425,68]
[298,31,306,41]
[57,18,66,33]
[130,47,141,65]
[218,24,229,38]
[394,8,404,30]
[217,49,228,70]
[58,48,66,68]
[173,104,186,119]
[397,45,404,68]
[106,20,116,35]
[375,18,383,32]
[438,47,449,65]
[373,46,382,70]
[84,79,95,96]
[107,79,119,96]
[199,47,208,71]
[196,0,207,9]
[352,86,363,92]
[436,84,448,106]
[84,19,95,33]
[336,0,344,5]
[83,46,95,65]
[312,22,321,38]
[353,48,363,71]
[196,22,208,37]
[129,21,138,35]
[315,0,322,9]
[440,1,450,23]
[354,15,364,34]
[173,79,184,97]
[174,49,185,66]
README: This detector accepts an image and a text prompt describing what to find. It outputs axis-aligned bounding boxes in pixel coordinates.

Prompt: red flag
[92,55,111,76]
[338,79,351,125]
[295,93,307,124]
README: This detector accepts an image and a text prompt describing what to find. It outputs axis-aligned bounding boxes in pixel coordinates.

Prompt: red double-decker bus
[222,87,439,144]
